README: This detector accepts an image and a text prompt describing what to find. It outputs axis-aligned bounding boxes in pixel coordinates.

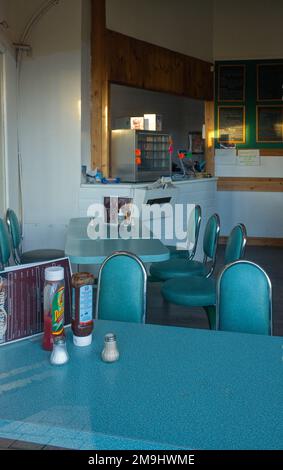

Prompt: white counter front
[79,178,217,260]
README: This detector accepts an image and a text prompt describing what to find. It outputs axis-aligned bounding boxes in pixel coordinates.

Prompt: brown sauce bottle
[71,272,95,347]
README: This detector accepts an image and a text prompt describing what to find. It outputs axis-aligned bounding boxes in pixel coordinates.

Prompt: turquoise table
[65,217,170,264]
[0,321,282,450]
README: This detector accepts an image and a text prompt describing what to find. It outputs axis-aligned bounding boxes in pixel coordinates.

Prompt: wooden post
[91,0,109,176]
[204,101,215,175]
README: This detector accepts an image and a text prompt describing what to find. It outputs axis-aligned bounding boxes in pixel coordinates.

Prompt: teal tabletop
[0,321,282,450]
[65,217,170,264]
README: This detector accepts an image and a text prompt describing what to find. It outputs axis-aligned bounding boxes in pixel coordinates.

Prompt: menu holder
[218,64,245,102]
[257,63,283,101]
[218,106,245,144]
[0,257,72,346]
[188,132,204,154]
[256,105,283,143]
[104,197,133,224]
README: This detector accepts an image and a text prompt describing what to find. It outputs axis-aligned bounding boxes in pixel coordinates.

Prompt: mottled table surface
[0,320,282,450]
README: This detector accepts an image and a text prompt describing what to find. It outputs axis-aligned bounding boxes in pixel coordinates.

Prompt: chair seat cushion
[166,245,188,259]
[150,258,208,281]
[161,276,216,307]
[21,249,65,264]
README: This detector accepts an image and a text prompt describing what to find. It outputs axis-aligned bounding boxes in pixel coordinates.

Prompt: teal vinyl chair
[0,218,11,270]
[216,260,272,335]
[166,205,202,259]
[150,213,220,281]
[95,251,147,323]
[6,209,64,265]
[161,223,247,329]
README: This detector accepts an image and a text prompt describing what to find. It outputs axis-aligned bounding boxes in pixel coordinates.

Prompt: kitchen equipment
[111,129,171,182]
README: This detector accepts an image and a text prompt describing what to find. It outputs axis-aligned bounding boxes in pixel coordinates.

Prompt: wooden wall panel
[107,31,213,100]
[107,31,145,89]
[260,149,283,157]
[219,236,283,247]
[217,177,283,192]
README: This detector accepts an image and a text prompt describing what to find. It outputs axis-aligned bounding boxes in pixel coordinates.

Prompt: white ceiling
[0,0,51,43]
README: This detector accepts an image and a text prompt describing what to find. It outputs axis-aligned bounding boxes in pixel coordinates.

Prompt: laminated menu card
[0,258,72,346]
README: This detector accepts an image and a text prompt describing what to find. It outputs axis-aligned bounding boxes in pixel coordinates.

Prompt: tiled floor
[147,245,283,336]
[0,437,64,450]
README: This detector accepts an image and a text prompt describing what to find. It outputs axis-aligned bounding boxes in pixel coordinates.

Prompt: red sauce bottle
[71,272,94,347]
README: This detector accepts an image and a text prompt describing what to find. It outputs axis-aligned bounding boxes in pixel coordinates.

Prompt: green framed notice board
[215,59,283,149]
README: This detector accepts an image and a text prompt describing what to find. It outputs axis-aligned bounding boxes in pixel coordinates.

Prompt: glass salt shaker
[101,333,119,363]
[50,337,69,365]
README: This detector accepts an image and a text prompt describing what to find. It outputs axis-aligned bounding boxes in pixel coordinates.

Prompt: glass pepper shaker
[101,333,119,363]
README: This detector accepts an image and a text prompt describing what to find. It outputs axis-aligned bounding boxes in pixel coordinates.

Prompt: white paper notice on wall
[215,148,237,165]
[237,149,261,166]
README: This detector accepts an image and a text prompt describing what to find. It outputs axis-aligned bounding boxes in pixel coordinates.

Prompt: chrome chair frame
[186,204,202,261]
[237,223,247,258]
[225,223,247,263]
[216,259,273,335]
[202,213,221,279]
[95,251,148,323]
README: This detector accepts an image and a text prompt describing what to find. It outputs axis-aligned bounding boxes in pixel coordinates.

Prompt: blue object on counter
[101,177,121,184]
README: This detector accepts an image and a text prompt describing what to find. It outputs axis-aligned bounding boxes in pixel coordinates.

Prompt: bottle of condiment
[43,266,65,351]
[71,272,94,347]
[101,333,119,363]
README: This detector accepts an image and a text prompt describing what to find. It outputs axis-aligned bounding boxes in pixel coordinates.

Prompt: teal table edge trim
[65,251,170,264]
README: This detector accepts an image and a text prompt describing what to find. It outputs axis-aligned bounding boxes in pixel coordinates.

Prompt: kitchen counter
[79,177,217,260]
[81,176,217,189]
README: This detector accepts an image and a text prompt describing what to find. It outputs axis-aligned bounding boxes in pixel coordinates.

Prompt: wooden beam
[204,101,215,175]
[106,30,213,100]
[91,0,109,175]
[260,149,283,157]
[219,236,283,247]
[217,177,283,192]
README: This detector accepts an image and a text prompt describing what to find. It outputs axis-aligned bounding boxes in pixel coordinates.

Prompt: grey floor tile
[9,440,45,450]
[0,438,16,448]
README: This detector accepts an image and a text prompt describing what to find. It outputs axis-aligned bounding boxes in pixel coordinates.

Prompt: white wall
[106,0,214,62]
[213,1,283,238]
[4,50,20,216]
[215,153,283,238]
[19,0,82,250]
[0,32,20,217]
[216,191,283,238]
[213,0,283,60]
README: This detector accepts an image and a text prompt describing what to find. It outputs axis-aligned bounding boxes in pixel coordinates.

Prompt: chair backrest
[0,218,11,269]
[202,213,220,277]
[216,260,272,335]
[6,209,22,251]
[224,223,247,264]
[186,205,202,260]
[95,251,147,323]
